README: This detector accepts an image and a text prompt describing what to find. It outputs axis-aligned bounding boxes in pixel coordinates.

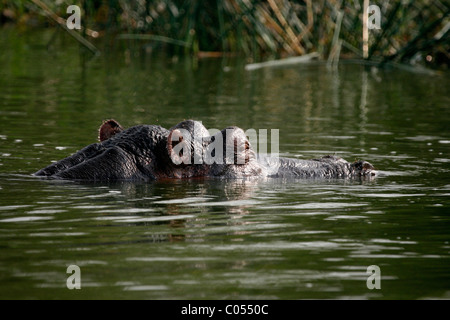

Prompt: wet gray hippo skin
[34,120,210,180]
[34,119,376,181]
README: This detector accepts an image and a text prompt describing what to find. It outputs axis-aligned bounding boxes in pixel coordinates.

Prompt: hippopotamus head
[164,123,263,178]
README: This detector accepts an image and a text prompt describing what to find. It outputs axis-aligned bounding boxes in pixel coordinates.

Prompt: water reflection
[0,155,449,299]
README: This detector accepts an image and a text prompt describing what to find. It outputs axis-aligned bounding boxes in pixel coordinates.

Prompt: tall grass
[1,0,449,67]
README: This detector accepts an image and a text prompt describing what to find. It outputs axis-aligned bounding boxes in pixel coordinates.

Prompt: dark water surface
[0,28,449,299]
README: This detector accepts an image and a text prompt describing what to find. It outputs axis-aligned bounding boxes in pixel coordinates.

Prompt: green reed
[1,0,448,67]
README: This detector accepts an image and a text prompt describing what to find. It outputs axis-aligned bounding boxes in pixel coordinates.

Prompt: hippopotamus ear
[98,119,124,142]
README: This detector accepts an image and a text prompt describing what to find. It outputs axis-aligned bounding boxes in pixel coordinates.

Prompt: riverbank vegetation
[1,0,449,69]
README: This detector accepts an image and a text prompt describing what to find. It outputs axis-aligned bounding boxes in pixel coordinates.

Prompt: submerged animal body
[34,119,376,181]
